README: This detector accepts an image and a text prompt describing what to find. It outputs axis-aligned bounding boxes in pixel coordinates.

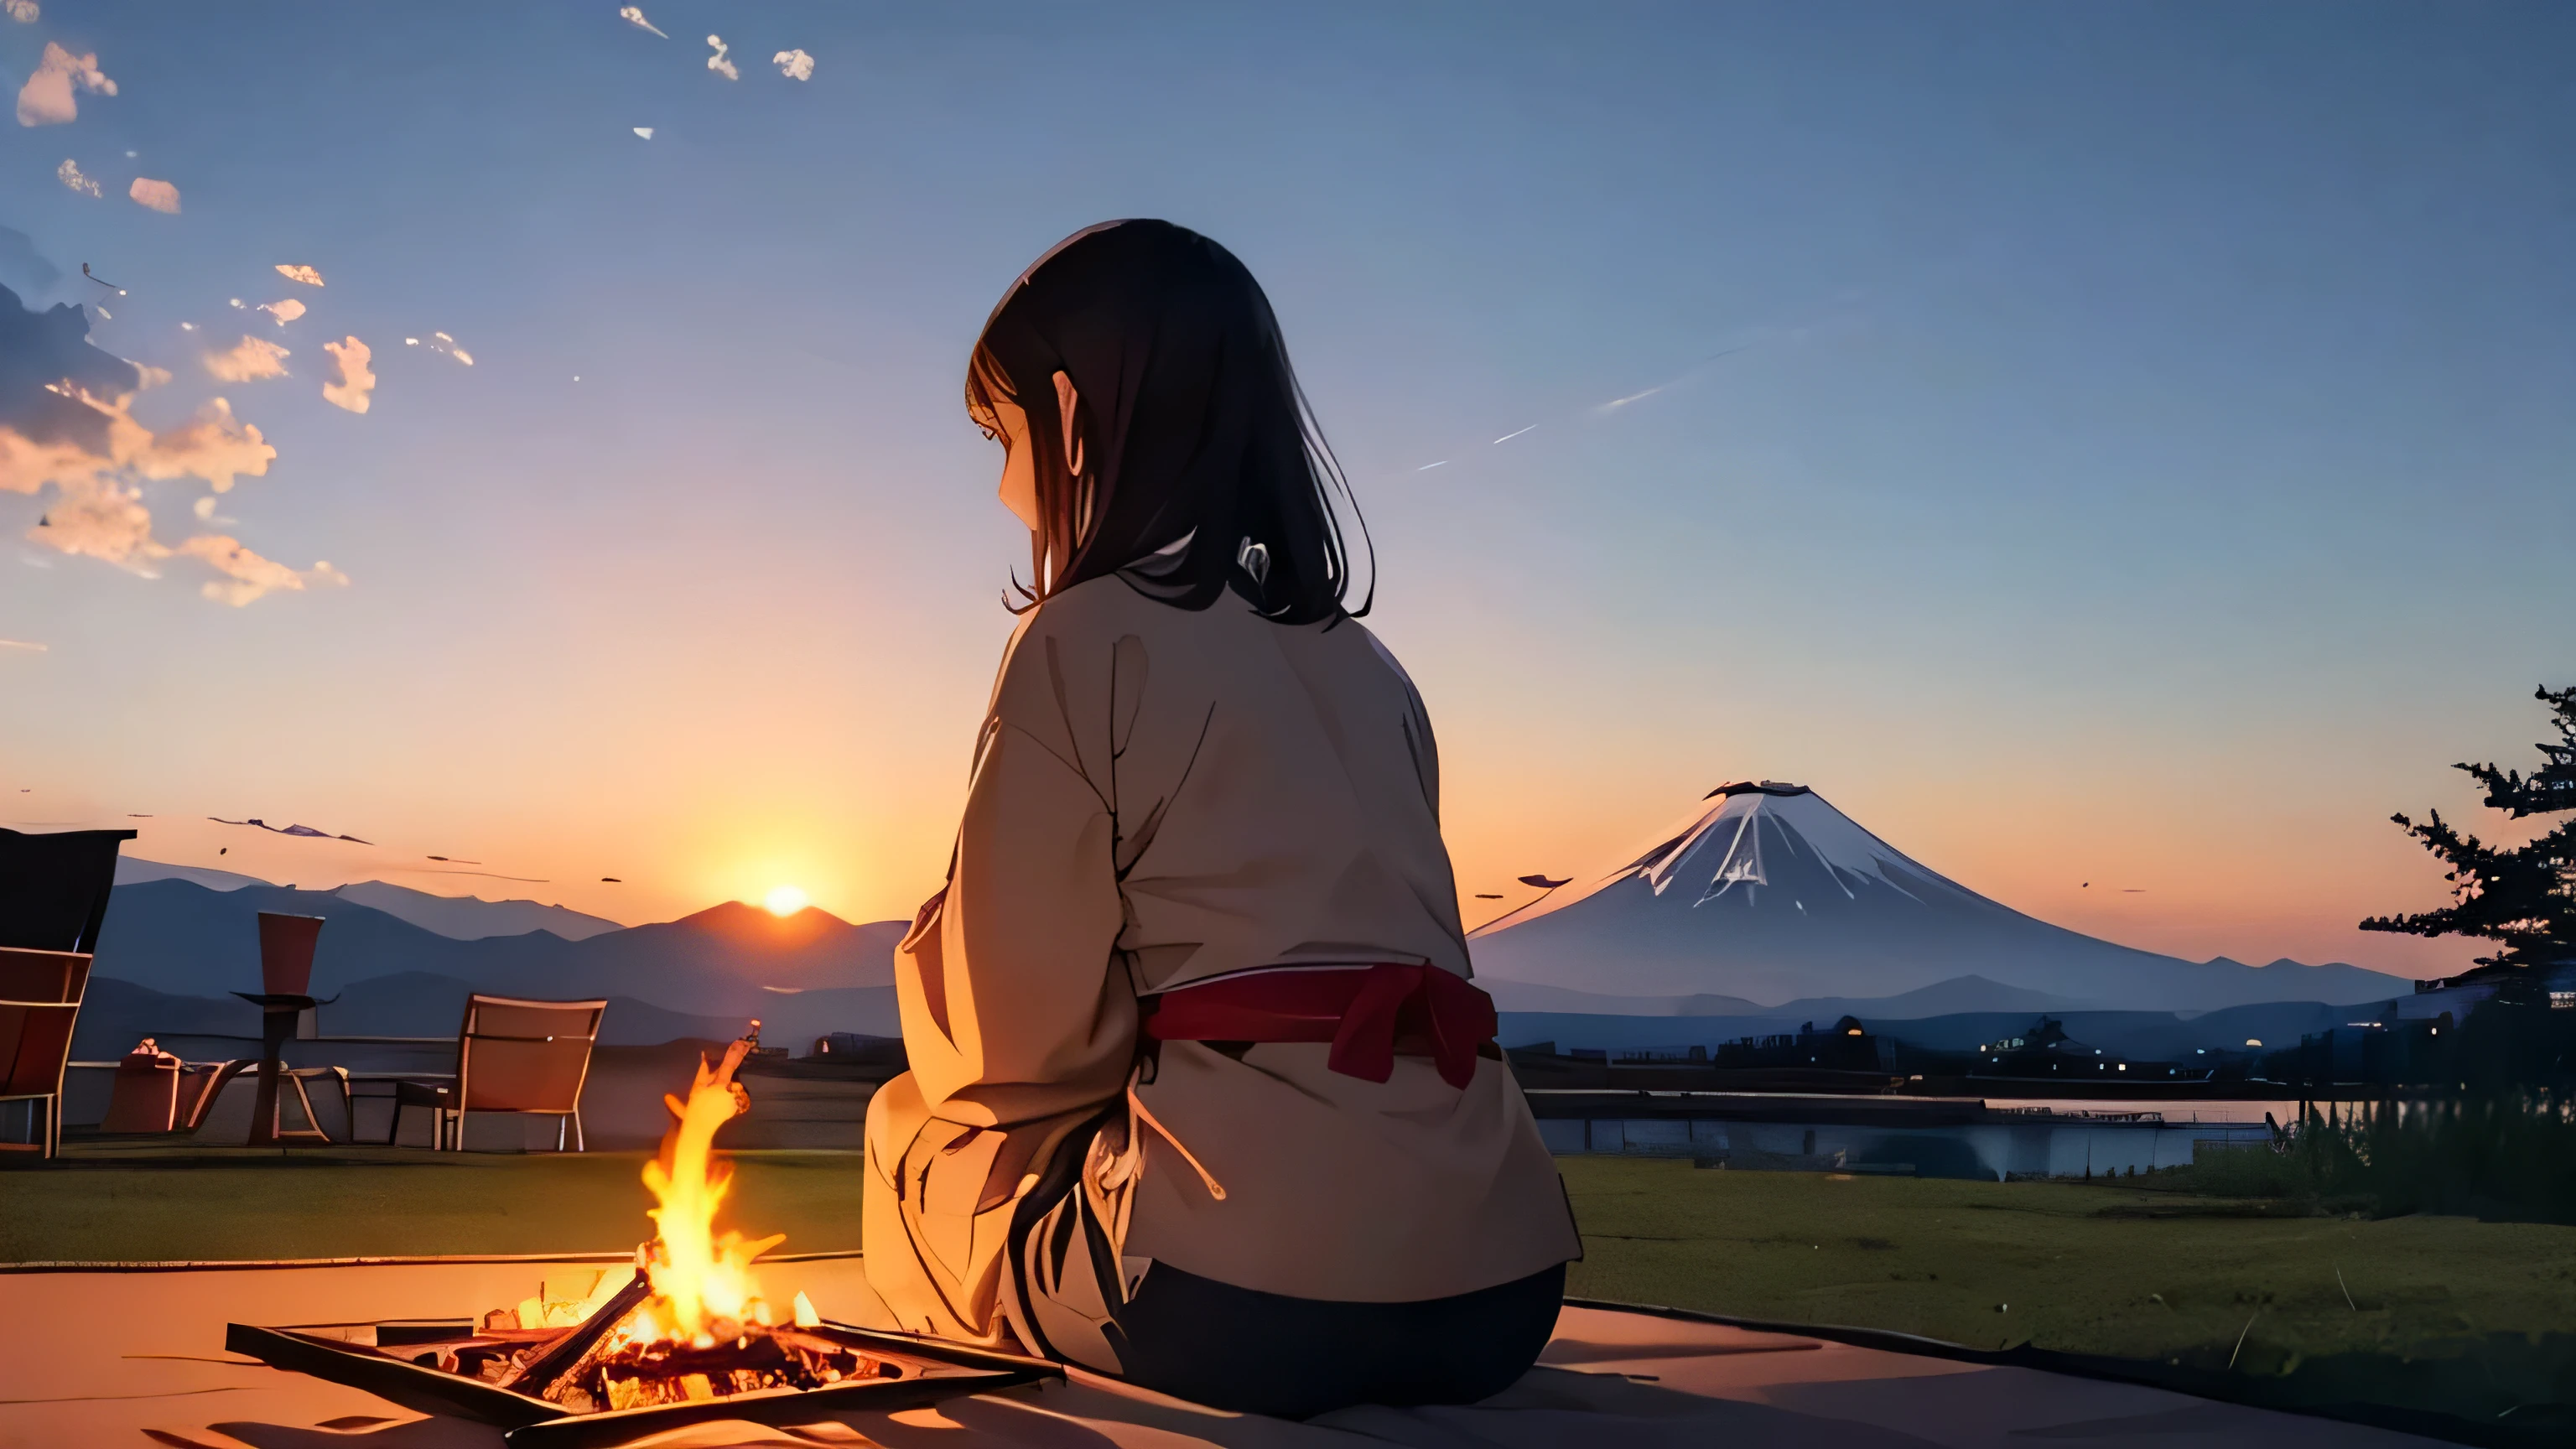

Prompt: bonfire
[225,1025,1053,1441]
[448,1029,890,1413]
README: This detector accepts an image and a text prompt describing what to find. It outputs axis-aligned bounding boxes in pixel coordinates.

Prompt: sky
[2,2,2568,979]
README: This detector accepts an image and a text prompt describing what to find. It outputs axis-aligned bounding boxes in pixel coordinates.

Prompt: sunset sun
[763,884,809,917]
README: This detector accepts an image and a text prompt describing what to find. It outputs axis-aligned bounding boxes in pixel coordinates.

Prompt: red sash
[1141,963,1498,1090]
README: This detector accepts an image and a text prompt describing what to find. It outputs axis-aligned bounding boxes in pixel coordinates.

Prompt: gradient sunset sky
[3,3,2568,980]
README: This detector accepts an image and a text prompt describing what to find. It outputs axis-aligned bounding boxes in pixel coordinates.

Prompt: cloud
[4,1,38,22]
[129,396,276,493]
[203,335,290,382]
[55,158,98,197]
[0,639,44,652]
[773,49,814,80]
[3,280,340,605]
[274,264,325,288]
[0,280,145,457]
[0,227,60,296]
[632,127,653,140]
[1592,384,1665,414]
[127,176,180,214]
[618,6,667,39]
[705,34,737,80]
[420,330,474,366]
[321,335,374,413]
[26,472,157,567]
[173,534,349,606]
[16,43,115,127]
[256,298,306,325]
[25,488,342,605]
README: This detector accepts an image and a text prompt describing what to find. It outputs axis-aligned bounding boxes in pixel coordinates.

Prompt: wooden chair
[389,995,606,1150]
[0,948,91,1159]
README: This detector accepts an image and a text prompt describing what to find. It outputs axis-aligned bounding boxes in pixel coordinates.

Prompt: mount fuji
[1466,782,2410,1013]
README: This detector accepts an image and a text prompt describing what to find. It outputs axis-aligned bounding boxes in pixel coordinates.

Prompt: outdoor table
[230,990,339,1145]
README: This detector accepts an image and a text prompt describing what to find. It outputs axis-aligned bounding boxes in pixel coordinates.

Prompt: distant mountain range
[86,875,905,1055]
[113,858,627,940]
[1468,782,2414,1012]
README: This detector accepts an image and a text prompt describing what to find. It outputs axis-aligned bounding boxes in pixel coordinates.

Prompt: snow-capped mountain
[1466,782,2410,1011]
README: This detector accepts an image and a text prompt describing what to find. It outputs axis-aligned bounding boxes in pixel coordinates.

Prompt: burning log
[501,1260,657,1405]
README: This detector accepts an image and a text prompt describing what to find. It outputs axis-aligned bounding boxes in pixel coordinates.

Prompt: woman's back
[992,574,1472,997]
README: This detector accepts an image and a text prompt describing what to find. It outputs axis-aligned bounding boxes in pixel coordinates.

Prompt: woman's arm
[896,640,1137,1127]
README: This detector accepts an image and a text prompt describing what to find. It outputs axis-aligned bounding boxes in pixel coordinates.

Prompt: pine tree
[2361,685,2576,970]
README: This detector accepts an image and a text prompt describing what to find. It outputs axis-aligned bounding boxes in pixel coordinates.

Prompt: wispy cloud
[774,49,814,80]
[127,176,180,214]
[3,1,39,23]
[1492,424,1536,444]
[55,158,98,196]
[15,42,114,127]
[273,263,325,288]
[1591,383,1665,415]
[0,639,45,652]
[321,335,374,413]
[1416,460,1449,471]
[174,535,349,607]
[257,298,306,325]
[632,126,653,140]
[203,335,290,382]
[705,34,738,80]
[1592,340,1763,416]
[417,330,475,366]
[618,5,667,39]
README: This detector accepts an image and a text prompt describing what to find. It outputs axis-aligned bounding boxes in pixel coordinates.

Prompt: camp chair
[388,995,606,1150]
[0,948,91,1159]
[0,827,134,1158]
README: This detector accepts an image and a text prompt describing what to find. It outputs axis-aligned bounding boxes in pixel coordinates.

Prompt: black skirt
[1098,1259,1567,1420]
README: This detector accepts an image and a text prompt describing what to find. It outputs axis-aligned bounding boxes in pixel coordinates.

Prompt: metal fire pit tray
[227,1317,1059,1448]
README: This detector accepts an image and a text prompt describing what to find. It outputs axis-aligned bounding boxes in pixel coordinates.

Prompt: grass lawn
[1558,1156,2576,1420]
[0,1143,867,1264]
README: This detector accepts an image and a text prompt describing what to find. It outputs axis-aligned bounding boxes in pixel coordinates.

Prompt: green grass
[0,1143,867,1263]
[1558,1157,2576,1362]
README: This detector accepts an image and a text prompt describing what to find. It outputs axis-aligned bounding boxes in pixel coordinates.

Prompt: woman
[862,220,1581,1418]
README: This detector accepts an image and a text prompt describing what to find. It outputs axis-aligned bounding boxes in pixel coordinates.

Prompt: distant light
[2246,1038,2262,1047]
[764,884,809,917]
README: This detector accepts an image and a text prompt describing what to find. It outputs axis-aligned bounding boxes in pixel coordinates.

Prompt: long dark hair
[967,220,1370,624]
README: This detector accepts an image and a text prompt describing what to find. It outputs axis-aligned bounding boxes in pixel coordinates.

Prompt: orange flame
[637,1035,786,1345]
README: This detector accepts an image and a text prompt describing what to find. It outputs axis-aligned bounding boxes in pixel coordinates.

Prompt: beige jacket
[861,576,1579,1354]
